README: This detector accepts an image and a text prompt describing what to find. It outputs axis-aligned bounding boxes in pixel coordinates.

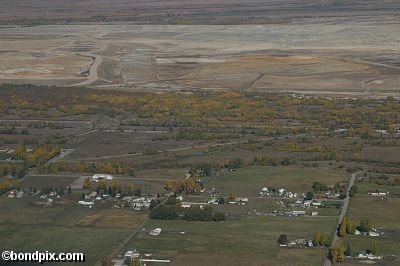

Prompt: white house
[149,228,162,236]
[78,200,94,207]
[368,231,380,237]
[125,250,139,259]
[368,192,389,197]
[311,202,322,207]
[303,200,313,207]
[92,174,113,182]
[235,197,249,203]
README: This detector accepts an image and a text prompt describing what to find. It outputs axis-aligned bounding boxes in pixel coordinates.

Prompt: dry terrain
[0,21,400,97]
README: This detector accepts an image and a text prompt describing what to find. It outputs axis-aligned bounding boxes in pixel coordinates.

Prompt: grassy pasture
[343,192,400,263]
[203,165,349,197]
[0,197,142,265]
[125,216,337,266]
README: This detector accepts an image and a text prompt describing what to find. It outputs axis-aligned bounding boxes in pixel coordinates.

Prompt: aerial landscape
[0,0,399,265]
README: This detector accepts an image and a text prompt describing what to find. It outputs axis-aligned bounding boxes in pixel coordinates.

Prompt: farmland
[342,189,400,266]
[0,197,136,265]
[0,1,400,265]
[127,217,336,266]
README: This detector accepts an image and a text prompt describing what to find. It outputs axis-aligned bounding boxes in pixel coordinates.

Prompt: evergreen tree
[149,199,157,210]
[345,244,352,257]
[370,240,378,255]
[360,218,372,232]
[218,197,225,204]
[338,217,347,237]
[277,234,288,245]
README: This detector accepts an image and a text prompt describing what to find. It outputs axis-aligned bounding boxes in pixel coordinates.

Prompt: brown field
[21,175,79,189]
[364,146,400,163]
[76,209,147,229]
[0,22,399,97]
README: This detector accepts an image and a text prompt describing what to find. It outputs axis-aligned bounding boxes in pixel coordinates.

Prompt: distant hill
[0,0,399,25]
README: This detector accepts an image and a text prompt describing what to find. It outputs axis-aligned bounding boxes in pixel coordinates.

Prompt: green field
[120,165,350,265]
[0,197,140,265]
[355,181,400,195]
[203,165,349,197]
[342,191,400,265]
[125,216,337,266]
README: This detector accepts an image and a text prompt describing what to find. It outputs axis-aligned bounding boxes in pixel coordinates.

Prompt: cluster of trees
[349,185,358,197]
[92,181,142,197]
[44,161,128,175]
[87,180,141,198]
[304,191,314,200]
[344,240,379,259]
[149,205,225,222]
[0,162,28,179]
[364,174,400,187]
[253,155,292,166]
[277,234,288,245]
[12,145,61,167]
[312,232,331,247]
[277,142,333,153]
[165,178,202,194]
[312,182,329,193]
[190,162,216,177]
[3,86,400,143]
[188,158,246,178]
[40,185,68,196]
[338,216,372,237]
[0,177,19,195]
[330,240,345,263]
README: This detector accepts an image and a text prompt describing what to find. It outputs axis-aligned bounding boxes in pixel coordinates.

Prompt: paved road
[325,172,359,266]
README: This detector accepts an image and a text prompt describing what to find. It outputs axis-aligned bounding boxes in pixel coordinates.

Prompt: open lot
[21,175,80,190]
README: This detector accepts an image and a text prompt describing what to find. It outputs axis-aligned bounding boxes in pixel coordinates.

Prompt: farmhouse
[235,197,249,203]
[181,202,207,208]
[303,200,313,207]
[285,210,306,216]
[311,202,323,207]
[78,200,94,207]
[368,231,380,237]
[149,228,162,236]
[125,249,139,260]
[129,197,153,211]
[368,192,389,197]
[92,174,113,182]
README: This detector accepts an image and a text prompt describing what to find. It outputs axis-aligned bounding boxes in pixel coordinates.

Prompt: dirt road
[325,172,358,266]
